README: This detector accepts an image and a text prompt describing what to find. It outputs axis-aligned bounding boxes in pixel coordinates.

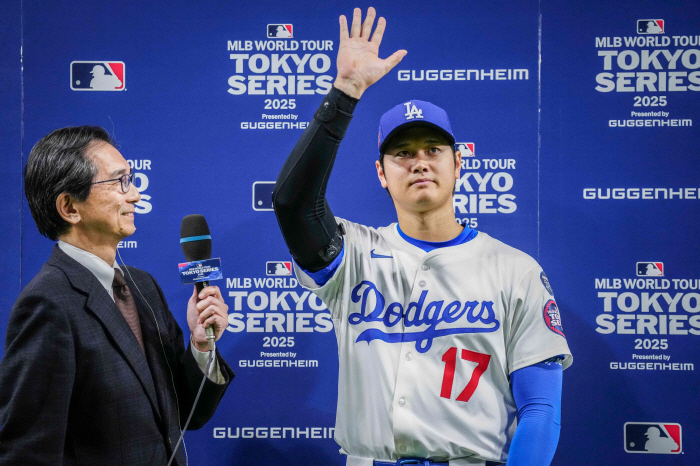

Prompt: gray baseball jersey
[294,219,572,465]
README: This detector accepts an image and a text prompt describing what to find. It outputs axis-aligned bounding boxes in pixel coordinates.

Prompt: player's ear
[454,150,462,180]
[376,159,388,188]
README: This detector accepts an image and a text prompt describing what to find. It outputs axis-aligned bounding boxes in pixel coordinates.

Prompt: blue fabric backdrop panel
[540,0,700,464]
[0,0,22,361]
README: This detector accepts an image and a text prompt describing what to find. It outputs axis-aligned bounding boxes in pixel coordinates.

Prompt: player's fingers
[339,15,349,40]
[361,7,376,39]
[350,8,362,38]
[370,17,386,46]
[384,49,408,71]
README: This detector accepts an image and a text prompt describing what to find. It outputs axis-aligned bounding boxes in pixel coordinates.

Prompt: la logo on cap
[404,102,424,120]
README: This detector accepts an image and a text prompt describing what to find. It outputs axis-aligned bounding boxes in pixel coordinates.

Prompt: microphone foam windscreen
[180,214,212,262]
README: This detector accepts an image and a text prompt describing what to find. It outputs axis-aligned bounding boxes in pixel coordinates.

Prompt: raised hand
[334,7,407,99]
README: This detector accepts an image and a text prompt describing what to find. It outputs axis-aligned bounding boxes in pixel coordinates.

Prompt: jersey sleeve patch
[543,300,565,337]
[540,271,554,296]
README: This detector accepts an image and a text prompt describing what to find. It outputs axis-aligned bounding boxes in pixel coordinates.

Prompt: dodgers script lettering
[349,281,500,353]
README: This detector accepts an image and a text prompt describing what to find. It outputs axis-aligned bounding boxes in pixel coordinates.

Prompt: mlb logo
[624,422,681,454]
[637,262,664,277]
[637,19,664,34]
[456,142,475,157]
[71,61,125,91]
[268,24,293,38]
[252,181,275,211]
[267,261,292,276]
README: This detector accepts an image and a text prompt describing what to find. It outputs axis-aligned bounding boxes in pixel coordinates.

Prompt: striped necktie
[112,268,145,351]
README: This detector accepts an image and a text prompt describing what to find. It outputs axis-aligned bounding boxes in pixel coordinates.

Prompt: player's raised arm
[272,7,405,273]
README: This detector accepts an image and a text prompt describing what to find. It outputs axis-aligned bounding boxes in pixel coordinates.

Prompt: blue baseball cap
[378,100,455,154]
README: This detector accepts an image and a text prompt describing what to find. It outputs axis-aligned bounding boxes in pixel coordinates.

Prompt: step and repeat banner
[539,1,700,464]
[0,0,22,333]
[1,0,698,464]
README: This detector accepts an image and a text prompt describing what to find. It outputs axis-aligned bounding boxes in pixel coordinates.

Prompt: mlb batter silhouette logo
[637,262,664,277]
[71,61,125,91]
[456,142,475,157]
[267,24,293,38]
[625,422,681,454]
[637,19,664,34]
[266,261,292,276]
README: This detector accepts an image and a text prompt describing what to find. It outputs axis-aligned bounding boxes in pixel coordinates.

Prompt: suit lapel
[85,287,163,421]
[122,267,186,463]
[124,271,179,423]
[49,247,163,424]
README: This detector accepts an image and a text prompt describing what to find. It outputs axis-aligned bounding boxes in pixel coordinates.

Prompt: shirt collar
[58,240,120,298]
[396,225,478,253]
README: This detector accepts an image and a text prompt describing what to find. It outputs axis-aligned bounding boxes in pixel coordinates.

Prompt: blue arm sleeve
[506,359,563,466]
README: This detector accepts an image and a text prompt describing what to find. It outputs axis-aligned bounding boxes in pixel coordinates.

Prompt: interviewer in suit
[0,126,234,465]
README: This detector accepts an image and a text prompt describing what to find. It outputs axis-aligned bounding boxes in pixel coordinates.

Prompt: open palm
[334,7,407,99]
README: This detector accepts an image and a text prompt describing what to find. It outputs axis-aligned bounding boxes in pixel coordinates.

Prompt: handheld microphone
[180,214,216,351]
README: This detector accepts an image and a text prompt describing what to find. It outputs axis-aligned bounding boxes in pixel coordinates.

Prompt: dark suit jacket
[0,246,234,465]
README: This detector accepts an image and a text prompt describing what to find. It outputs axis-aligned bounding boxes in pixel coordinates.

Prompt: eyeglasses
[91,173,135,193]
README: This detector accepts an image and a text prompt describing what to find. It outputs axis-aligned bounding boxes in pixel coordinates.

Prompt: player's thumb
[384,50,407,71]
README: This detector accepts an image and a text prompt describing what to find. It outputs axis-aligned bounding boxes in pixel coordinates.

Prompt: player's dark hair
[25,126,114,241]
[378,145,458,198]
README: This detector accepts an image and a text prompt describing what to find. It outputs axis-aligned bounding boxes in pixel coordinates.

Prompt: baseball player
[272,7,572,466]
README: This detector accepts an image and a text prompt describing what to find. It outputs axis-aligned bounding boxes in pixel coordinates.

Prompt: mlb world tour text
[227,40,334,95]
[595,39,700,93]
[225,278,333,334]
[453,158,518,228]
[225,278,332,368]
[594,278,700,336]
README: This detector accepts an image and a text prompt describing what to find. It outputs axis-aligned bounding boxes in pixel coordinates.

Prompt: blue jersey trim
[303,225,478,286]
[508,360,563,465]
[302,246,345,286]
[397,225,478,252]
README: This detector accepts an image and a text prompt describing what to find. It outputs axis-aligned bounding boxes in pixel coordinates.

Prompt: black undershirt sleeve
[272,87,358,272]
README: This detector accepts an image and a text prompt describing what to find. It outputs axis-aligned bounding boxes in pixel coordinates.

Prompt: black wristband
[317,223,345,264]
[313,87,359,139]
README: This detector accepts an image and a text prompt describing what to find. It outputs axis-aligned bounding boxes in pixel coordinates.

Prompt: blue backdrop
[1,0,698,464]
